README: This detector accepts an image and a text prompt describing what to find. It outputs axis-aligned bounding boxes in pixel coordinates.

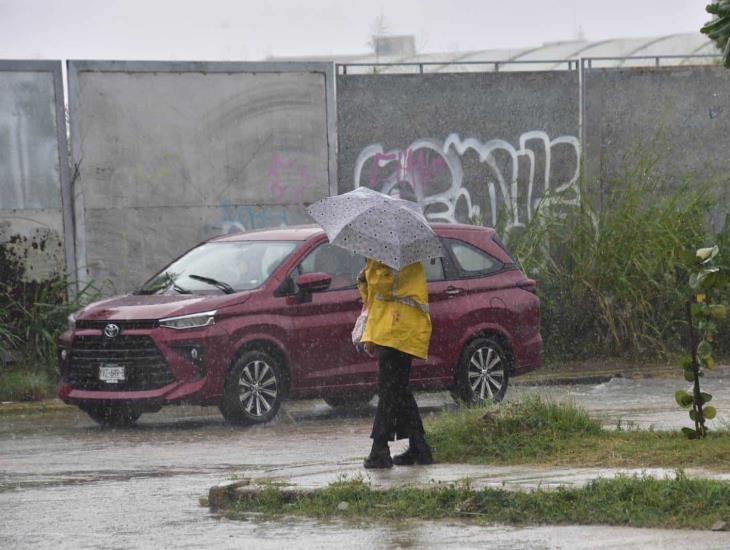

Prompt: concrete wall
[337,72,581,235]
[68,61,336,293]
[4,61,729,293]
[0,61,70,282]
[583,65,730,230]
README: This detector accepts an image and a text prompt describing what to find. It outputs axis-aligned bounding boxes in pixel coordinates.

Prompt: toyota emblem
[103,323,121,338]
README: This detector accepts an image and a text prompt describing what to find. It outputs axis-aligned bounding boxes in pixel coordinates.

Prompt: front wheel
[219,350,284,425]
[451,336,510,406]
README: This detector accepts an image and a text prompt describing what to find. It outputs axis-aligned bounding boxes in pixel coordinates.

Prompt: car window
[423,257,445,282]
[139,241,298,294]
[446,239,502,276]
[296,244,366,291]
[492,236,517,263]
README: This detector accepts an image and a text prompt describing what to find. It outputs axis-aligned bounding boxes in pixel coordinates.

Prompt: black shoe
[414,444,434,465]
[406,435,434,466]
[364,447,393,469]
[392,448,415,466]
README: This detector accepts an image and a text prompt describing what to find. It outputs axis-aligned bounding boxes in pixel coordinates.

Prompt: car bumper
[57,323,229,406]
[57,377,208,406]
[513,332,543,376]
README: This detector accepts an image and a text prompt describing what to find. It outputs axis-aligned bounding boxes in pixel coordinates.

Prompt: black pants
[370,346,425,442]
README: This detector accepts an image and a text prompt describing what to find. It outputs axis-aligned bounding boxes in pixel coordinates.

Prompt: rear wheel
[323,392,374,411]
[219,350,284,425]
[81,404,142,427]
[451,336,510,406]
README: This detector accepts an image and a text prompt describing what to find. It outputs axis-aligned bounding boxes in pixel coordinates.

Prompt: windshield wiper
[172,282,191,294]
[188,274,235,294]
[136,273,190,295]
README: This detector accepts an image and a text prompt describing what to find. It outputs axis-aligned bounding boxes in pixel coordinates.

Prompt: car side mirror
[296,272,332,295]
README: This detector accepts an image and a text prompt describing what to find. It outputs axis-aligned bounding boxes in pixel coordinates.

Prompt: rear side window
[492,236,517,263]
[446,239,502,277]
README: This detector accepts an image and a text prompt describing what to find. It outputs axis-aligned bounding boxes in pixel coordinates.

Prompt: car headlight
[159,310,216,330]
[68,313,76,332]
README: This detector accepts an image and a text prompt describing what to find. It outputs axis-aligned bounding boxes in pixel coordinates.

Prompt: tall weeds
[509,163,716,359]
[3,278,99,369]
[0,271,100,379]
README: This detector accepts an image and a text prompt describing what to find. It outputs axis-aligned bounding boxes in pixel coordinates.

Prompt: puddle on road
[3,375,730,548]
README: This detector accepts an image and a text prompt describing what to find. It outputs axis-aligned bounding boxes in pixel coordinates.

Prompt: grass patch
[225,473,730,530]
[0,369,54,402]
[427,397,730,469]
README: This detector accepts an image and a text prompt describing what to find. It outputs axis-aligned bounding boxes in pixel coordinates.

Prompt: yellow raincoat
[357,259,432,360]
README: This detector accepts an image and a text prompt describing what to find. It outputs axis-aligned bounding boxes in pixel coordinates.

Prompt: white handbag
[351,307,368,345]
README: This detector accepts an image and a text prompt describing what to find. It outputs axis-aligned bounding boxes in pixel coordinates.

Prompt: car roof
[208,225,324,242]
[207,222,496,243]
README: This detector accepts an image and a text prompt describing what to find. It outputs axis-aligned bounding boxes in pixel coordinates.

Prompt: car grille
[67,335,176,391]
[75,319,159,330]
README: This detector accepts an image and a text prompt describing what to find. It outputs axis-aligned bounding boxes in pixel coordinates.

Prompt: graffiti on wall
[268,153,316,203]
[354,131,581,233]
[205,153,314,235]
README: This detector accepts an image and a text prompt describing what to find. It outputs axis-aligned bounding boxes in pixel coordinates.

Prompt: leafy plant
[0,231,105,381]
[701,1,730,68]
[0,273,100,378]
[675,245,729,439]
[0,316,20,359]
[0,369,53,401]
[508,164,713,359]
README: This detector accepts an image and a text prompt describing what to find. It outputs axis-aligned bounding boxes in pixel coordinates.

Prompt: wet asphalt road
[1,370,730,549]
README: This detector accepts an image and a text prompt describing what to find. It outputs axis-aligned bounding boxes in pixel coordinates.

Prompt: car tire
[81,403,142,427]
[451,336,510,406]
[323,392,374,411]
[219,349,284,425]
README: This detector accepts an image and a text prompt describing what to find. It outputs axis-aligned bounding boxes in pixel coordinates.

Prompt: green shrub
[0,369,54,402]
[1,277,99,372]
[0,238,101,381]
[509,164,715,359]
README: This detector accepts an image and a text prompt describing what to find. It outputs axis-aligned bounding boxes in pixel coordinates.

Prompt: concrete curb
[0,399,72,416]
[5,364,718,415]
[208,465,730,511]
[0,368,676,415]
[514,367,681,387]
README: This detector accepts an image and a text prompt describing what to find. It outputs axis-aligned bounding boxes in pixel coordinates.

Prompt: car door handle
[446,286,463,297]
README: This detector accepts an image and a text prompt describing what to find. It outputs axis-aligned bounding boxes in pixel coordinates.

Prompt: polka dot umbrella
[306,187,445,270]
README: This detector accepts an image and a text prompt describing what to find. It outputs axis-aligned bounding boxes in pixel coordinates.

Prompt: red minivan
[57,224,541,426]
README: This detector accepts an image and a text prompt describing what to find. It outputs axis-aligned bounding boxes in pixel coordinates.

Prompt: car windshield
[138,240,298,294]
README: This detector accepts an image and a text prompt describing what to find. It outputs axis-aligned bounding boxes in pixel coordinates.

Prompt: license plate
[99,365,125,383]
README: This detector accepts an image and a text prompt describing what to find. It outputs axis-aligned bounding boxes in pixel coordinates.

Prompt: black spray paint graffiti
[354,131,581,233]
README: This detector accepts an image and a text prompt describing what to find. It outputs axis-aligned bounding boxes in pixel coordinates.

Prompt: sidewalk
[514,358,680,387]
[208,460,730,508]
[0,359,684,416]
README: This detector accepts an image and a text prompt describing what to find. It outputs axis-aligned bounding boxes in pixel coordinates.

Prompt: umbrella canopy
[306,187,445,270]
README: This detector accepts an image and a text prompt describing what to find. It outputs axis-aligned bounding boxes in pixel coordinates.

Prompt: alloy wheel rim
[238,360,278,417]
[467,346,504,401]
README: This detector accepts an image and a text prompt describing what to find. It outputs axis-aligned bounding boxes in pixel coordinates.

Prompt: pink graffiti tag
[367,148,447,190]
[269,153,315,202]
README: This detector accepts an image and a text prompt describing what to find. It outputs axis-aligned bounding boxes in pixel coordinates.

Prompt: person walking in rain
[357,256,434,469]
[306,182,443,470]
